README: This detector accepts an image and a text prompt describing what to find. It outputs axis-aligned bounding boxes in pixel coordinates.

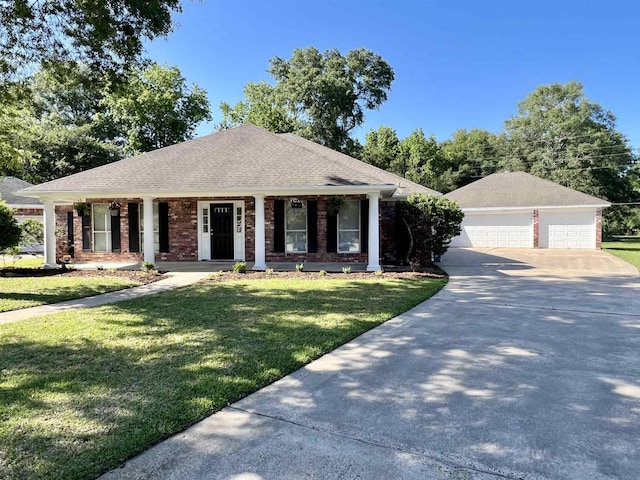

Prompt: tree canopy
[218,47,394,154]
[502,81,635,203]
[2,63,211,183]
[361,82,637,205]
[102,63,211,155]
[0,0,182,79]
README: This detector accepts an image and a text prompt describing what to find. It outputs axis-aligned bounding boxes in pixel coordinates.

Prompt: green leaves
[102,63,211,155]
[0,0,182,79]
[0,201,22,252]
[503,81,635,203]
[219,47,394,154]
[2,62,211,183]
[398,194,464,264]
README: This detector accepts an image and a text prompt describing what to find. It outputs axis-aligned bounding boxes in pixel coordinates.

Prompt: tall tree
[502,81,635,202]
[440,128,503,191]
[219,47,394,154]
[397,129,445,190]
[0,0,183,79]
[102,63,211,154]
[4,63,210,182]
[0,88,37,175]
[360,126,400,171]
[5,66,123,183]
[218,82,298,134]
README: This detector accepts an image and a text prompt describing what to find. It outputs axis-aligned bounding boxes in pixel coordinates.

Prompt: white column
[252,194,267,271]
[142,197,155,264]
[366,193,381,271]
[42,200,58,269]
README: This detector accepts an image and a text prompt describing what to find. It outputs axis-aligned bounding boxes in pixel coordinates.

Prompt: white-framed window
[285,200,307,253]
[92,203,111,252]
[139,203,160,253]
[338,200,360,253]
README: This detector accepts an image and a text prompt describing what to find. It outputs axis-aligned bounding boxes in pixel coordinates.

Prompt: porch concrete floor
[67,260,375,273]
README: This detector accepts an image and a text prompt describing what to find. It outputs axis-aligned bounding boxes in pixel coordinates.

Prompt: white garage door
[451,212,533,248]
[539,210,595,249]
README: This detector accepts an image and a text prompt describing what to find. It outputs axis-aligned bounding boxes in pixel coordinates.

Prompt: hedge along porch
[19,124,439,270]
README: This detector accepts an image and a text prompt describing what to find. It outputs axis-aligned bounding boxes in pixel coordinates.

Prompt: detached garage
[445,172,610,249]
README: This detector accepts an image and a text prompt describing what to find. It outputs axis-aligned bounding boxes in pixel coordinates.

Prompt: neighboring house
[445,171,610,249]
[0,177,44,253]
[17,124,439,269]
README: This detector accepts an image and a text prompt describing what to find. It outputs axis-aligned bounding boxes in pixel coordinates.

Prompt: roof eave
[459,203,611,211]
[17,184,399,202]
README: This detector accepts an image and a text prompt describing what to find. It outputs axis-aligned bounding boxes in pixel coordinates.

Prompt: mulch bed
[0,267,167,285]
[203,265,447,283]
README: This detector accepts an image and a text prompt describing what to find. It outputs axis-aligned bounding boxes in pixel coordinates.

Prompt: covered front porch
[42,191,384,272]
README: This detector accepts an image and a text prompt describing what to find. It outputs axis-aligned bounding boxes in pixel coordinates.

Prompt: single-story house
[1,176,44,253]
[445,171,610,249]
[17,124,440,269]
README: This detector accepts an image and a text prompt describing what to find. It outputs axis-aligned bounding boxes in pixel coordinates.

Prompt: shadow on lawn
[0,278,442,480]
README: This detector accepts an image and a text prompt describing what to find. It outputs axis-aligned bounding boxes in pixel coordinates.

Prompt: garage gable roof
[445,172,611,209]
[17,124,440,199]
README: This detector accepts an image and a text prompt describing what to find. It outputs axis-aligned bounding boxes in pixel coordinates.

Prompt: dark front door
[210,203,234,259]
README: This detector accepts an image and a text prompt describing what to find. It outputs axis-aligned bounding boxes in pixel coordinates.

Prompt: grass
[0,256,44,269]
[602,236,640,271]
[0,276,137,312]
[0,275,445,480]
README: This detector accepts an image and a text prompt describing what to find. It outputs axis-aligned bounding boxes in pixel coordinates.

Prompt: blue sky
[145,0,640,149]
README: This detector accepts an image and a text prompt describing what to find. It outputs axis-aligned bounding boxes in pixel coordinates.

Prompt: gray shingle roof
[18,124,440,199]
[445,171,610,208]
[0,177,42,206]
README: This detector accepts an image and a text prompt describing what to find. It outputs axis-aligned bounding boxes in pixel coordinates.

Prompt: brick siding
[15,207,43,217]
[55,195,402,265]
[595,208,603,248]
[533,209,539,248]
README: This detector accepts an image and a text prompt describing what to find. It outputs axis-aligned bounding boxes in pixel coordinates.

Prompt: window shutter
[81,212,91,252]
[111,212,121,252]
[159,202,169,253]
[128,203,140,252]
[360,200,369,254]
[67,211,75,257]
[274,200,285,252]
[327,212,337,253]
[67,211,74,244]
[307,200,318,253]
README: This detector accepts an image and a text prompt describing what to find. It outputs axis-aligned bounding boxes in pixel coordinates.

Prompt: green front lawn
[1,256,44,269]
[0,275,137,312]
[0,275,445,480]
[602,236,640,271]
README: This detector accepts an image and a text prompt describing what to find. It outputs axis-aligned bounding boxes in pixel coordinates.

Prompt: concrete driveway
[102,248,640,480]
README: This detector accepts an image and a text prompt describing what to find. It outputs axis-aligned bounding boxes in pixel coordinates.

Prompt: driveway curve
[102,248,640,480]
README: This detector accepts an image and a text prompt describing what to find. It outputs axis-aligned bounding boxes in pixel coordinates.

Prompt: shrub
[374,269,383,276]
[319,269,327,276]
[20,218,44,252]
[265,268,275,275]
[141,261,155,271]
[397,194,464,266]
[342,266,351,274]
[232,261,247,273]
[0,201,21,252]
[295,263,304,272]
